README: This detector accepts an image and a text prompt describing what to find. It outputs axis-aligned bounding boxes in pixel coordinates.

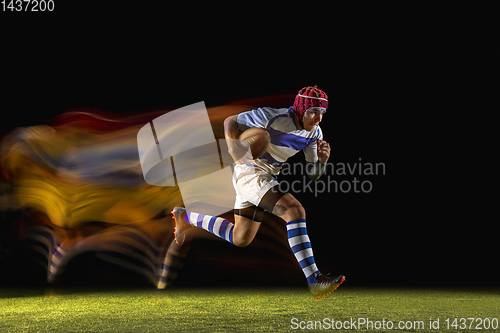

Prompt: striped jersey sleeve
[303,126,323,163]
[236,107,284,131]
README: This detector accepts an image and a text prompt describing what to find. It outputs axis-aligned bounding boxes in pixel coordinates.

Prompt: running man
[171,86,345,300]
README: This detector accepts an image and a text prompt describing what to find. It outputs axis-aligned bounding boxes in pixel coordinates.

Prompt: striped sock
[286,219,319,288]
[184,210,234,244]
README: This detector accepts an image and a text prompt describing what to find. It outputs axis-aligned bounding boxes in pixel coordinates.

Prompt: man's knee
[286,201,306,220]
[232,214,260,247]
[232,233,253,248]
[273,193,306,221]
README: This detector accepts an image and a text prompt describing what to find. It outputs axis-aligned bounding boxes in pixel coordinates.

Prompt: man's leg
[269,192,345,300]
[271,193,317,283]
[232,214,261,247]
[271,192,305,221]
[171,206,263,248]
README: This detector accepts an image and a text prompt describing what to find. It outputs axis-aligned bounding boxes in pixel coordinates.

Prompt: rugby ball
[237,128,270,159]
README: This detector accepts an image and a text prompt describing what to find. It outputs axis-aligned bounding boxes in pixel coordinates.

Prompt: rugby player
[171,86,345,300]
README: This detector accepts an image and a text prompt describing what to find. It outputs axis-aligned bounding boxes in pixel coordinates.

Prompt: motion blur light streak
[0,95,298,286]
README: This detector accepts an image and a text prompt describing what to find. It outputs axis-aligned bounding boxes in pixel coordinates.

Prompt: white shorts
[232,164,279,209]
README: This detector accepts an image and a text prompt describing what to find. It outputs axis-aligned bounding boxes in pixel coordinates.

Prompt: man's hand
[317,140,330,164]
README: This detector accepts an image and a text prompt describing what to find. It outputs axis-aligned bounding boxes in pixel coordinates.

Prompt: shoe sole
[171,207,186,245]
[315,275,346,301]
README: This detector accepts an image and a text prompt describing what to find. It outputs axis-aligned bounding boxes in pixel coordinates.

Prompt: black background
[0,3,496,287]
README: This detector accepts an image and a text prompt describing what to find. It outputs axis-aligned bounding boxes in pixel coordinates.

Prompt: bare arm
[306,140,330,181]
[224,115,251,164]
[223,115,241,140]
[306,161,326,181]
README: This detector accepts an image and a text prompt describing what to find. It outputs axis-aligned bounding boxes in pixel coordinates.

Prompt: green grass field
[1,285,498,332]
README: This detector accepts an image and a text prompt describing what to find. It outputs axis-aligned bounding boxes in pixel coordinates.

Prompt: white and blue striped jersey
[237,107,322,176]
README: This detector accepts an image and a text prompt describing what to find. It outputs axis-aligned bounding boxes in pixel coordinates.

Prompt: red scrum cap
[292,86,328,121]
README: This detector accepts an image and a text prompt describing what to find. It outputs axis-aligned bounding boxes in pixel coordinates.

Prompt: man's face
[302,108,326,131]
